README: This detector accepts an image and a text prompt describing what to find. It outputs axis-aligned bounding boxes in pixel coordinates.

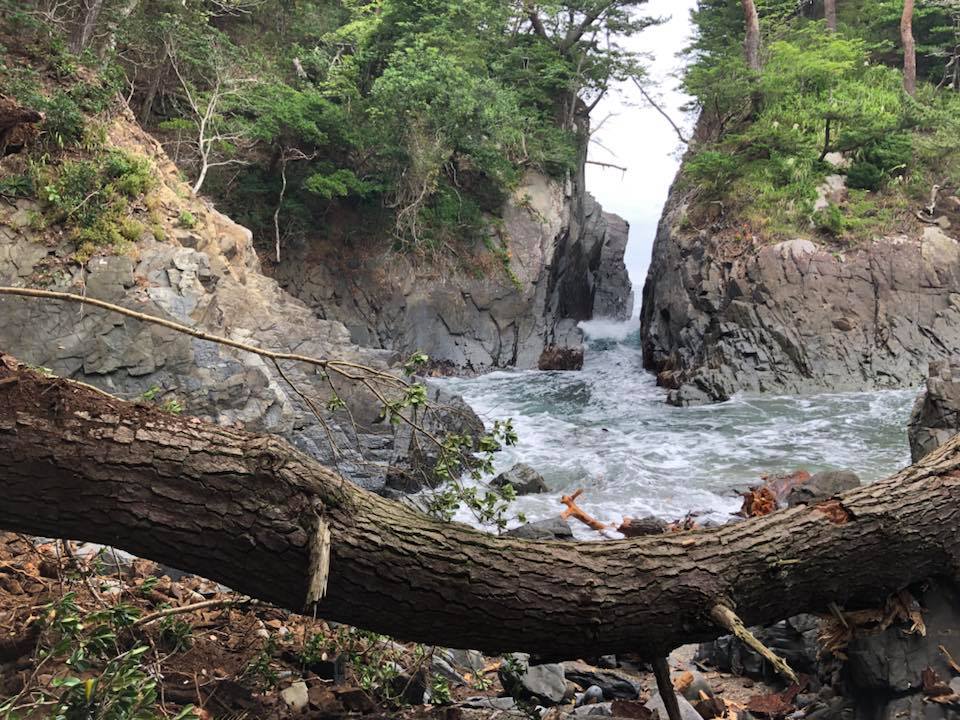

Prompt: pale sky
[585,0,699,312]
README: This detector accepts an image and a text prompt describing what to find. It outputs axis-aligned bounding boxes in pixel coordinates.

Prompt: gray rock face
[0,195,471,492]
[645,691,703,720]
[276,180,632,374]
[584,195,634,320]
[505,517,574,541]
[563,661,641,700]
[641,187,960,404]
[786,470,861,507]
[908,360,960,462]
[492,463,549,495]
[500,657,568,705]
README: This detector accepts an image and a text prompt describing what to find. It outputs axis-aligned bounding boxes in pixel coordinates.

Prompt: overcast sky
[585,0,699,313]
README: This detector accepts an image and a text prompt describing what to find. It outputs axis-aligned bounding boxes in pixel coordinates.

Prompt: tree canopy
[681,0,960,242]
[1,0,659,255]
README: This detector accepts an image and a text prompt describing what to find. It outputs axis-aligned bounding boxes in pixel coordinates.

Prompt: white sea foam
[433,333,917,540]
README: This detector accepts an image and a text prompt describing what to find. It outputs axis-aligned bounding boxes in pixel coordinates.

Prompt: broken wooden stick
[652,656,683,720]
[559,489,613,532]
[306,514,332,608]
[132,597,260,628]
[710,604,799,684]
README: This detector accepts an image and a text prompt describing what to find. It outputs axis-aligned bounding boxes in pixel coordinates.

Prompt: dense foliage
[1,0,657,255]
[682,0,960,242]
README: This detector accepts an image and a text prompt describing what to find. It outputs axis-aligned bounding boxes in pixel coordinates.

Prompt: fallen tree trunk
[1,354,959,659]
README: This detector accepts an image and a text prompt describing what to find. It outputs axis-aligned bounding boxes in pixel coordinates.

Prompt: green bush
[178,210,197,229]
[847,161,884,191]
[860,134,913,177]
[45,160,103,226]
[813,205,846,236]
[41,91,86,148]
[104,151,155,197]
[684,150,741,197]
[0,174,34,198]
[119,217,145,242]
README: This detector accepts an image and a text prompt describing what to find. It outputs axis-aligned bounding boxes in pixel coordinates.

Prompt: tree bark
[1,356,960,658]
[902,0,917,96]
[825,0,837,31]
[70,0,106,54]
[742,0,761,71]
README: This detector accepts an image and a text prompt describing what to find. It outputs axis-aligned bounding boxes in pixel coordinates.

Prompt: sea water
[436,320,917,538]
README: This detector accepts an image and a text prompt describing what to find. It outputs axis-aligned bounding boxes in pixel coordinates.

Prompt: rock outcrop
[697,578,960,720]
[642,182,960,405]
[276,182,633,374]
[908,360,960,461]
[0,113,477,492]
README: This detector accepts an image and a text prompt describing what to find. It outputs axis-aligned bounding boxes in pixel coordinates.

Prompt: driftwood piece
[559,489,613,532]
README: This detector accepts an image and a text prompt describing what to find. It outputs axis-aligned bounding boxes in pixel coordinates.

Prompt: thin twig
[132,597,260,628]
[632,78,690,146]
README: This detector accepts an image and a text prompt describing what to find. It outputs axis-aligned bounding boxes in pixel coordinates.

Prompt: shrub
[684,150,741,198]
[178,210,197,229]
[104,151,155,197]
[860,134,912,177]
[45,160,103,226]
[119,217,145,242]
[813,205,845,236]
[41,91,86,148]
[0,174,34,198]
[847,161,884,191]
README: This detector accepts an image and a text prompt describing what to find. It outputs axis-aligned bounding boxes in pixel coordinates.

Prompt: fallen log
[1,354,960,659]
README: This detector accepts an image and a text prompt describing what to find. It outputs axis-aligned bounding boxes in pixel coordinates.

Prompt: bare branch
[632,78,690,146]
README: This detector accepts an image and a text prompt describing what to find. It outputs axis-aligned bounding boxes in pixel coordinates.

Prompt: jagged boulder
[491,463,549,495]
[908,360,960,462]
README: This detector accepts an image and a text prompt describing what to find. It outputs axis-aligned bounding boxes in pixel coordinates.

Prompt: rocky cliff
[275,178,633,373]
[0,112,481,492]
[908,360,960,462]
[641,179,960,405]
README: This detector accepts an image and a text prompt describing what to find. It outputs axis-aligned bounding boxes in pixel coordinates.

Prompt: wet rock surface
[642,188,960,404]
[492,463,550,495]
[505,516,575,541]
[785,470,861,507]
[909,360,960,462]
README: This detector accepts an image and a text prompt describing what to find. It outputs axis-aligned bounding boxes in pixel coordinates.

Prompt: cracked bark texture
[2,357,960,658]
[641,180,960,406]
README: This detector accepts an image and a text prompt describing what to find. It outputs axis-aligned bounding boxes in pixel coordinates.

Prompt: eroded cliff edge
[641,180,960,406]
[0,112,484,492]
[1,103,630,491]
